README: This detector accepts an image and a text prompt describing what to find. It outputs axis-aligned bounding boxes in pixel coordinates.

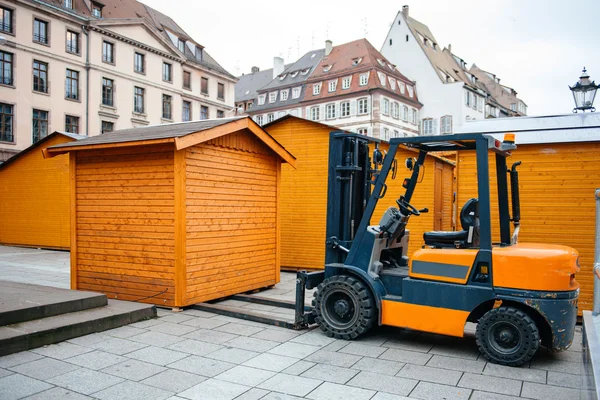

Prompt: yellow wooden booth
[47,117,296,308]
[264,116,454,271]
[0,132,83,249]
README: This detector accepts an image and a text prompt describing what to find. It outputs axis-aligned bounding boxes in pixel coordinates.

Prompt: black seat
[423,198,479,248]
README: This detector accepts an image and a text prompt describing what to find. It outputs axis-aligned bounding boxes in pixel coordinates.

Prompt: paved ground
[0,245,592,400]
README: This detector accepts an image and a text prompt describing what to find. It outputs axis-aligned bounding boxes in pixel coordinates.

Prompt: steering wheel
[397,198,421,216]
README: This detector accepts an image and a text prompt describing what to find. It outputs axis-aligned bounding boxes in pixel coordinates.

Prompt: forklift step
[379,267,410,277]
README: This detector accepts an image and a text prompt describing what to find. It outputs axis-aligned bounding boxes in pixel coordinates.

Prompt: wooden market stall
[263,115,454,271]
[0,132,84,249]
[455,113,600,312]
[46,117,296,308]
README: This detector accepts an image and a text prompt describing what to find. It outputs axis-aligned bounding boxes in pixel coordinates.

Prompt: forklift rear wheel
[476,306,540,366]
[313,275,376,340]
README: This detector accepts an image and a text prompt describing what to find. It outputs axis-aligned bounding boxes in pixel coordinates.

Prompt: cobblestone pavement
[0,245,591,400]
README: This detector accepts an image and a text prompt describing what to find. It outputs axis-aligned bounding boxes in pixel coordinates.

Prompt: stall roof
[1,132,86,170]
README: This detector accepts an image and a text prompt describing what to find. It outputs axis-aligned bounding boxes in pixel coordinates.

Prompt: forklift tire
[313,275,376,340]
[476,306,540,367]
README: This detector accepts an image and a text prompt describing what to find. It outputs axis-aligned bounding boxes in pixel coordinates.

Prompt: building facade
[0,0,236,161]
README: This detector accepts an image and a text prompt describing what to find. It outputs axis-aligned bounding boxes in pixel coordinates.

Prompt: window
[328,80,337,92]
[465,91,471,106]
[359,73,369,86]
[422,119,434,134]
[342,76,351,89]
[310,106,320,121]
[402,105,408,121]
[64,0,72,9]
[358,98,368,114]
[268,91,277,103]
[217,110,224,118]
[0,6,13,34]
[280,89,289,101]
[217,83,225,100]
[255,115,263,125]
[201,77,209,95]
[66,30,79,54]
[326,103,336,119]
[292,87,301,99]
[399,81,405,94]
[511,103,517,112]
[32,109,48,143]
[313,83,321,95]
[134,52,144,73]
[478,96,484,112]
[33,60,48,93]
[267,113,274,123]
[33,19,49,45]
[382,98,390,115]
[134,87,144,113]
[177,39,185,53]
[352,57,362,66]
[388,77,396,90]
[392,102,399,119]
[406,34,409,42]
[65,115,79,133]
[183,71,191,89]
[411,109,417,124]
[65,69,79,100]
[389,39,392,45]
[200,105,208,119]
[341,101,350,117]
[101,121,114,134]
[102,78,114,106]
[92,3,102,18]
[393,130,399,138]
[382,128,390,141]
[378,72,386,86]
[0,51,13,86]
[0,103,14,142]
[407,85,414,98]
[357,128,368,135]
[102,41,114,64]
[257,94,266,106]
[162,62,172,82]
[162,94,172,119]
[195,46,202,61]
[377,59,386,67]
[440,115,452,134]
[472,93,477,110]
[182,101,191,121]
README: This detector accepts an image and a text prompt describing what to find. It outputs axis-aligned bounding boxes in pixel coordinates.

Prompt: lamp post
[570,67,600,112]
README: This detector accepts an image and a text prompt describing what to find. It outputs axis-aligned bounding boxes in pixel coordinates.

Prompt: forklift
[295,132,580,366]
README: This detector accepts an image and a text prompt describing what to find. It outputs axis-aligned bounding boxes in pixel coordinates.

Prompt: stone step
[0,281,108,326]
[0,299,156,356]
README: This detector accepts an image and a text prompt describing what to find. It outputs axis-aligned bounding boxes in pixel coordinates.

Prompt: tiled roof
[235,65,292,103]
[470,64,526,114]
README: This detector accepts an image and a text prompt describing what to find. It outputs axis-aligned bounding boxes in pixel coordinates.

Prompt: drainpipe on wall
[594,189,600,315]
[82,25,90,136]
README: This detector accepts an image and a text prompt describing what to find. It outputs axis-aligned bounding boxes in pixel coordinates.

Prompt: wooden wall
[456,142,600,312]
[0,134,72,249]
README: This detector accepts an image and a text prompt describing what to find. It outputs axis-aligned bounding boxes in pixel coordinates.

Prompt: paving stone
[224,336,279,353]
[180,317,229,329]
[259,391,304,399]
[178,378,250,400]
[21,387,93,399]
[535,348,582,363]
[101,359,166,381]
[65,350,126,370]
[321,340,350,352]
[268,342,320,358]
[370,393,412,400]
[156,308,171,317]
[529,358,584,375]
[251,329,300,343]
[458,372,522,396]
[46,368,123,395]
[351,357,404,376]
[104,326,148,338]
[483,363,546,383]
[180,309,217,318]
[339,342,386,358]
[469,391,523,400]
[0,367,13,378]
[215,365,276,386]
[397,363,463,385]
[282,360,316,375]
[290,330,337,347]
[147,322,198,336]
[378,348,432,365]
[410,381,472,400]
[258,373,323,397]
[31,342,93,360]
[205,347,260,364]
[9,357,80,380]
[306,381,375,400]
[0,351,43,368]
[129,319,164,329]
[352,332,390,347]
[167,339,224,356]
[0,374,53,400]
[141,369,206,393]
[214,323,265,336]
[381,336,434,353]
[242,353,300,372]
[233,388,270,400]
[128,331,186,347]
[93,380,173,400]
[305,350,362,368]
[428,343,480,360]
[157,313,195,324]
[521,381,583,400]
[426,355,486,373]
[89,337,149,355]
[301,363,359,384]
[347,371,417,396]
[546,370,585,389]
[168,355,235,377]
[67,333,110,347]
[126,346,189,366]
[184,329,238,344]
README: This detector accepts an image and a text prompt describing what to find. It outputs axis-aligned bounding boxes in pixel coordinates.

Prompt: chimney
[448,44,452,53]
[273,57,284,79]
[402,5,409,18]
[325,40,333,56]
[251,66,260,73]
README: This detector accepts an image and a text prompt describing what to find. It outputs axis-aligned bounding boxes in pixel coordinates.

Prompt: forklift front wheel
[476,306,540,367]
[313,275,376,340]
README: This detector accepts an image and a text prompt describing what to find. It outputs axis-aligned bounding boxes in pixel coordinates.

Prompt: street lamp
[570,67,599,112]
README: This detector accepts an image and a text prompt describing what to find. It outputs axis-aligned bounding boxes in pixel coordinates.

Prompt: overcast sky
[143,0,600,116]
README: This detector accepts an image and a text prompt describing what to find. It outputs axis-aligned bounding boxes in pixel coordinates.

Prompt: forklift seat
[423,198,479,248]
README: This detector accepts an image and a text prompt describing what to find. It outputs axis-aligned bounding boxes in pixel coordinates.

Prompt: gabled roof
[261,50,325,91]
[470,64,526,114]
[236,68,283,103]
[0,132,85,170]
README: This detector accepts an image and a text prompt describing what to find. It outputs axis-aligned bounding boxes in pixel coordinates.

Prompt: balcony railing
[0,22,11,33]
[0,131,13,142]
[0,76,12,86]
[33,33,48,44]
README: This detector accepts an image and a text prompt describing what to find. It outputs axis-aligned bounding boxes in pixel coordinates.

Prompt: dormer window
[323,64,332,72]
[64,0,72,9]
[388,77,396,90]
[279,74,287,80]
[313,82,322,95]
[359,72,369,86]
[195,46,202,61]
[280,89,289,101]
[407,85,414,98]
[290,71,299,78]
[328,80,337,92]
[177,39,185,53]
[388,64,394,71]
[292,87,301,99]
[377,59,385,67]
[398,80,405,94]
[342,76,351,90]
[301,68,310,75]
[377,72,386,86]
[258,94,266,106]
[91,2,103,18]
[352,57,362,66]
[268,91,278,103]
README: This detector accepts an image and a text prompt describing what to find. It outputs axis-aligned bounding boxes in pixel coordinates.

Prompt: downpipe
[594,189,600,315]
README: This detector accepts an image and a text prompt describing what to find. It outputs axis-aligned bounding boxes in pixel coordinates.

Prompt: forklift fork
[294,270,324,328]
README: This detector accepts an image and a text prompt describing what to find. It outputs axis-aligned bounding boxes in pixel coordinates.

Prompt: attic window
[323,65,332,72]
[407,85,414,98]
[279,74,287,80]
[301,68,310,75]
[245,90,249,95]
[388,77,396,90]
[64,0,72,9]
[178,39,185,53]
[352,57,362,66]
[311,53,316,58]
[290,71,299,78]
[195,46,202,61]
[388,64,394,71]
[91,2,103,17]
[377,59,385,67]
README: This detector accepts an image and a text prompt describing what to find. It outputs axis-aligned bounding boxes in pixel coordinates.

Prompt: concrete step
[0,281,107,326]
[0,299,156,356]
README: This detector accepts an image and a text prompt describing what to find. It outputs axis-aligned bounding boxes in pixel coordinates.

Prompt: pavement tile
[458,372,522,396]
[0,374,52,399]
[396,364,463,385]
[352,332,390,347]
[351,357,404,376]
[9,357,80,380]
[147,322,198,336]
[290,330,337,347]
[214,323,265,336]
[88,337,149,355]
[306,381,375,400]
[546,370,585,389]
[469,391,523,400]
[0,351,43,368]
[428,342,480,360]
[67,333,109,347]
[93,380,173,400]
[305,349,362,368]
[21,387,93,399]
[178,378,250,400]
[483,363,546,383]
[167,339,224,356]
[64,350,126,370]
[339,342,386,358]
[128,331,186,348]
[521,381,583,400]
[129,319,164,329]
[156,308,171,317]
[205,347,260,364]
[259,391,304,399]
[282,360,316,375]
[258,373,323,397]
[378,348,432,365]
[426,355,486,373]
[141,369,206,392]
[126,346,189,366]
[215,365,276,386]
[104,326,147,339]
[370,393,412,400]
[321,340,350,352]
[268,342,320,358]
[529,358,584,375]
[233,388,270,400]
[180,317,229,329]
[301,363,359,384]
[409,381,472,400]
[101,359,166,381]
[46,368,123,395]
[534,348,582,363]
[157,313,195,324]
[381,336,434,353]
[180,309,217,318]
[0,367,13,378]
[243,353,300,372]
[224,336,279,352]
[251,329,300,343]
[347,371,417,396]
[31,342,93,360]
[168,355,235,377]
[184,329,238,344]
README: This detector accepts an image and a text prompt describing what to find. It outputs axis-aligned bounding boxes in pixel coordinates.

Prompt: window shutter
[433,119,438,135]
[366,97,371,113]
[350,99,357,116]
